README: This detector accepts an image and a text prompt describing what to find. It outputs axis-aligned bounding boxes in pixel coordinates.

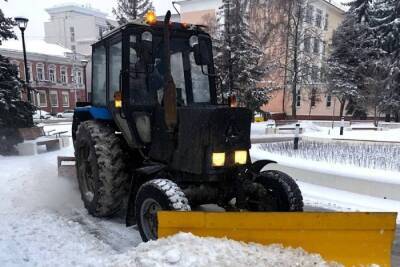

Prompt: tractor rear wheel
[247,170,303,212]
[135,179,191,242]
[75,120,129,217]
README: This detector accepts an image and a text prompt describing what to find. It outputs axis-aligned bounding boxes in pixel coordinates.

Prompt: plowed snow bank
[107,232,342,267]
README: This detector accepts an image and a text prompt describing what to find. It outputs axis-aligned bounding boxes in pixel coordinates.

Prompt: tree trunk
[339,99,346,118]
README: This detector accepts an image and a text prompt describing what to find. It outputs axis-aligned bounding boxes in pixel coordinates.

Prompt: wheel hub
[78,145,95,202]
[140,198,162,240]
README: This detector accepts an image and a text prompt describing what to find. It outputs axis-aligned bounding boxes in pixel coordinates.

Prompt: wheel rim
[140,198,162,240]
[78,144,95,202]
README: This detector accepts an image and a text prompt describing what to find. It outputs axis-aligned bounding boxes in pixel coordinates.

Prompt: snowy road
[0,121,399,266]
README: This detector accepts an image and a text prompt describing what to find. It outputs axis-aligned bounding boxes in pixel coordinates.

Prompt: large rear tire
[135,179,190,242]
[247,170,303,211]
[75,120,130,217]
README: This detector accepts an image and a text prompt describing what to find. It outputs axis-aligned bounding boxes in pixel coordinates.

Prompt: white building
[44,4,117,55]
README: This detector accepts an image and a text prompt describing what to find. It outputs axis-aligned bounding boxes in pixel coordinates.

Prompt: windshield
[129,34,211,106]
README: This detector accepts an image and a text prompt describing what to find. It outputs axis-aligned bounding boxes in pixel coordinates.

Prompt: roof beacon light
[145,10,157,25]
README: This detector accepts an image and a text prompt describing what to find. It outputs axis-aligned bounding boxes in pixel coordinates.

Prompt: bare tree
[200,13,218,37]
[283,0,327,118]
[112,0,154,25]
[247,0,290,105]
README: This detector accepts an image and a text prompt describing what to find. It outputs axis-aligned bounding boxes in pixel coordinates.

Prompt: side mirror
[141,41,154,65]
[141,31,155,65]
[191,35,211,66]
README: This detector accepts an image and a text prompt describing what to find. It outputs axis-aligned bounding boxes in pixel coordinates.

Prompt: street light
[80,59,89,102]
[14,16,30,102]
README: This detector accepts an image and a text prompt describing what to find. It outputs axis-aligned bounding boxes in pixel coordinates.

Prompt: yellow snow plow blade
[158,212,397,266]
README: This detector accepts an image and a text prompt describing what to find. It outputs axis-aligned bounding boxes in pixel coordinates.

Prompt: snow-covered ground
[252,120,400,142]
[0,143,142,266]
[251,121,400,215]
[0,123,344,266]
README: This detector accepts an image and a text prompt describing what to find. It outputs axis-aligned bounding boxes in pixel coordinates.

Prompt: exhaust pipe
[162,11,177,132]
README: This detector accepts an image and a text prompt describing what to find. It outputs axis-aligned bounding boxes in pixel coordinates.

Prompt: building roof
[0,39,72,57]
[46,3,107,18]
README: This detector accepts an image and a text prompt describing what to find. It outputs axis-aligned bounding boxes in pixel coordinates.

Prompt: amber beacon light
[145,11,157,25]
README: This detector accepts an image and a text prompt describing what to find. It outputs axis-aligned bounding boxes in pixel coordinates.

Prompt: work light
[212,153,225,167]
[234,151,247,165]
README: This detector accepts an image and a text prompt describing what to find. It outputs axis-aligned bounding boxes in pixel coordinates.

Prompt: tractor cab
[86,11,252,176]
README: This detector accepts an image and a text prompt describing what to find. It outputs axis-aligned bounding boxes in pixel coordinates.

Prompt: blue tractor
[72,11,303,242]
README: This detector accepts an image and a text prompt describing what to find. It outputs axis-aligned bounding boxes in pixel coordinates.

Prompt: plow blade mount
[158,212,397,266]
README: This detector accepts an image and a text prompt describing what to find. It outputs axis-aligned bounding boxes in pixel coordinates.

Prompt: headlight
[212,152,225,167]
[234,151,247,165]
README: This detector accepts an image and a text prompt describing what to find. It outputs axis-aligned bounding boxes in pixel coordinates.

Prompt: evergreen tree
[327,0,390,121]
[326,16,361,118]
[346,0,373,23]
[0,3,34,155]
[112,0,154,25]
[214,0,271,113]
[372,0,400,121]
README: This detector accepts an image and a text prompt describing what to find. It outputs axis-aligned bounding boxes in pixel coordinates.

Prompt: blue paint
[75,106,113,120]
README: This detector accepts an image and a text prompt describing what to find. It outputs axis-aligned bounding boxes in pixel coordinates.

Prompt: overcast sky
[1,0,176,40]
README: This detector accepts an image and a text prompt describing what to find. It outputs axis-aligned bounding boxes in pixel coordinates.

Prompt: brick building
[178,0,348,120]
[0,39,87,114]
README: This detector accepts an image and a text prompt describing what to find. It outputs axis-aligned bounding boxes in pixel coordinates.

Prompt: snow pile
[298,121,324,133]
[107,232,341,267]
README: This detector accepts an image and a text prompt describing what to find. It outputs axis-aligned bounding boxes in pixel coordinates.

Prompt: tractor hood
[149,105,252,175]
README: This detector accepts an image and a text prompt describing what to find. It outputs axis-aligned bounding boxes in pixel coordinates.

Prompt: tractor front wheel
[135,179,191,242]
[246,170,303,212]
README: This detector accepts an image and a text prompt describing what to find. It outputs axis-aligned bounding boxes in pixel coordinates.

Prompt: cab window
[108,41,122,102]
[92,45,106,106]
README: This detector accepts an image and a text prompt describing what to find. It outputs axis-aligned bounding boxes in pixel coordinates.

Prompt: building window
[61,67,67,84]
[62,92,70,107]
[325,14,329,31]
[326,94,332,107]
[49,91,58,107]
[27,63,33,81]
[98,25,107,38]
[304,36,311,53]
[311,88,317,107]
[38,90,47,107]
[48,65,56,83]
[313,38,320,54]
[70,27,75,42]
[76,69,82,85]
[36,63,44,81]
[316,9,322,28]
[296,90,301,107]
[312,66,319,82]
[305,5,314,24]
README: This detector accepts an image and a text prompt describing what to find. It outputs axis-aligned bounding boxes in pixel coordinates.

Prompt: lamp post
[80,59,89,102]
[14,16,30,102]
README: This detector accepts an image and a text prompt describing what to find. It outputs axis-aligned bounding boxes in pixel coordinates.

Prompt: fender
[251,159,277,174]
[126,164,166,226]
[73,107,113,141]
